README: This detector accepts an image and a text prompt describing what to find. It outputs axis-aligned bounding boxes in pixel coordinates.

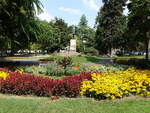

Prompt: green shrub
[80,64,128,73]
[57,56,73,69]
[45,64,81,76]
[114,58,150,69]
[64,67,81,76]
[46,64,64,76]
[84,47,99,56]
[20,66,46,75]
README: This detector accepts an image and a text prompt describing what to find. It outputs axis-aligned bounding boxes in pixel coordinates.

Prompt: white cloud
[37,10,54,22]
[59,7,82,15]
[82,0,99,11]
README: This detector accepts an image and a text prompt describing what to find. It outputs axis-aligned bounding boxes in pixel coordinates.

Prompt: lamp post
[147,16,150,59]
[147,31,150,58]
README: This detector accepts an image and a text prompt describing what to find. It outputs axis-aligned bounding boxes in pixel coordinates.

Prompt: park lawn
[0,95,150,113]
[114,55,145,59]
[0,55,102,63]
[46,55,102,63]
[71,56,102,63]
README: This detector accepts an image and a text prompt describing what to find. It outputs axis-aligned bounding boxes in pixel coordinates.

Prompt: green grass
[45,55,102,63]
[1,95,150,113]
[71,56,102,63]
[114,55,145,59]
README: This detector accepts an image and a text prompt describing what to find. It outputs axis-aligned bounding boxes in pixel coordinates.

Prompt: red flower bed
[0,68,91,97]
[0,72,56,96]
[53,73,91,97]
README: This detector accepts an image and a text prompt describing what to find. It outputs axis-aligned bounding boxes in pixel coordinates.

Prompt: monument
[70,39,76,52]
[59,39,79,56]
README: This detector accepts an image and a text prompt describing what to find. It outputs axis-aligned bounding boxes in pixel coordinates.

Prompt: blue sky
[38,0,128,28]
[38,0,103,28]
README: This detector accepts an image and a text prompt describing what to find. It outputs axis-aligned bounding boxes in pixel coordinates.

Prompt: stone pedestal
[59,39,79,56]
[70,39,76,52]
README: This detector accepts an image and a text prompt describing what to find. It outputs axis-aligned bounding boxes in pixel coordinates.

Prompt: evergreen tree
[77,15,95,52]
[95,0,127,55]
[79,14,88,27]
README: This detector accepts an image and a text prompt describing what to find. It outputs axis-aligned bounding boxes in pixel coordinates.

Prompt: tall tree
[79,14,88,27]
[128,0,150,60]
[49,18,73,52]
[95,0,127,55]
[0,0,42,55]
[75,15,95,52]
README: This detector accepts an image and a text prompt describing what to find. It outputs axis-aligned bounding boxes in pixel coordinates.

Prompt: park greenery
[0,0,150,112]
[0,0,149,59]
[1,95,150,113]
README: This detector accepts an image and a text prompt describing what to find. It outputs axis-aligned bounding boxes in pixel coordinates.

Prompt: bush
[64,67,81,76]
[21,66,46,75]
[80,64,128,73]
[84,47,99,56]
[114,58,150,69]
[46,64,64,76]
[46,64,80,76]
[80,68,150,100]
[57,56,73,69]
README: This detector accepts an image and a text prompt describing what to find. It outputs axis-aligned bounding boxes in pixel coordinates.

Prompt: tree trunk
[108,48,112,57]
[145,32,150,60]
[10,39,14,56]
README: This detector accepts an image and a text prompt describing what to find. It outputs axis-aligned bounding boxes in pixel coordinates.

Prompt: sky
[38,0,128,28]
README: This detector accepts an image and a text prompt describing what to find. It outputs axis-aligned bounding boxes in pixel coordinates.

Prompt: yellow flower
[0,71,9,80]
[80,68,150,100]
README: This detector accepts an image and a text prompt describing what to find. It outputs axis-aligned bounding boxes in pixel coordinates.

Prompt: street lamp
[147,31,150,57]
[147,16,150,58]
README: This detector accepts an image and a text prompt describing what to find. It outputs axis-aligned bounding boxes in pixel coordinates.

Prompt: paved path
[98,58,114,65]
[82,58,114,66]
[0,58,39,66]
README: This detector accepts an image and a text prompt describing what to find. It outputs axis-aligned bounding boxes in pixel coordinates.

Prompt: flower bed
[80,68,150,99]
[1,67,150,100]
[0,68,90,97]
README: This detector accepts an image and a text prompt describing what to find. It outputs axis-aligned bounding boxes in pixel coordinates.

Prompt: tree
[35,18,73,53]
[128,0,150,60]
[49,18,73,51]
[76,15,95,52]
[36,21,56,53]
[79,14,88,27]
[95,0,127,55]
[0,0,42,55]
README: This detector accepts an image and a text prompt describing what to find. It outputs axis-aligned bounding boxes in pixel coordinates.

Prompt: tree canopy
[128,0,150,59]
[0,0,42,55]
[95,0,127,54]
